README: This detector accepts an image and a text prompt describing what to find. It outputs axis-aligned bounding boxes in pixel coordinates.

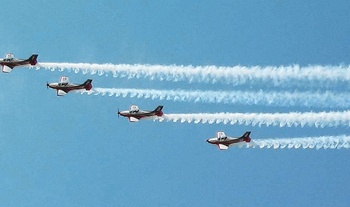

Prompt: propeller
[117,109,120,118]
[46,82,49,89]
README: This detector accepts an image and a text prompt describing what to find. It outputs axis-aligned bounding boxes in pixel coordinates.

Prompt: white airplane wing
[130,105,139,111]
[57,90,67,96]
[2,65,12,73]
[217,131,227,139]
[217,144,229,150]
[59,76,69,83]
[129,117,139,122]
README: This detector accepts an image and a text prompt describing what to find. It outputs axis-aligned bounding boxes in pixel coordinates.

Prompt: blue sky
[1,1,350,206]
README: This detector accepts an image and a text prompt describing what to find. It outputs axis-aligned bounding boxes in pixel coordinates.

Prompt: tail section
[27,54,38,65]
[241,131,251,142]
[83,79,93,90]
[153,105,164,116]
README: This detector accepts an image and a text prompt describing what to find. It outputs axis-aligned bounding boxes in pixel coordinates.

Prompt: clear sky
[0,1,350,206]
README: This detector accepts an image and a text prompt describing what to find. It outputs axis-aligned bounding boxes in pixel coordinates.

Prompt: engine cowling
[2,65,12,73]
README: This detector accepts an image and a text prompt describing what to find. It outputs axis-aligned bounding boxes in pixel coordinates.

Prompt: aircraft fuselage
[118,105,164,122]
[118,110,162,120]
[207,131,251,150]
[206,137,249,145]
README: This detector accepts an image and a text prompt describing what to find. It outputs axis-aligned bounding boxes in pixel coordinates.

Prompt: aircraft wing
[129,117,139,122]
[2,65,13,73]
[217,144,229,150]
[60,76,69,84]
[57,90,68,96]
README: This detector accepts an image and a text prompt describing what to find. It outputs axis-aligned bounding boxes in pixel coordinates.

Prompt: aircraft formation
[39,56,350,150]
[1,53,248,150]
[3,53,348,150]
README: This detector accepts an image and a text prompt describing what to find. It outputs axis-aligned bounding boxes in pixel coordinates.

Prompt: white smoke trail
[233,135,350,149]
[80,88,350,108]
[35,63,350,86]
[155,111,350,127]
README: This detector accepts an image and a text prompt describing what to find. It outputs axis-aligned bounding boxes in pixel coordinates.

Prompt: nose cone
[206,138,214,144]
[47,83,53,89]
[117,111,127,117]
[47,83,58,88]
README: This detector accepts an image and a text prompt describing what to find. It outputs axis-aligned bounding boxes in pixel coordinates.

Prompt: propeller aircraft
[207,131,251,150]
[117,105,164,122]
[47,76,93,96]
[0,53,38,73]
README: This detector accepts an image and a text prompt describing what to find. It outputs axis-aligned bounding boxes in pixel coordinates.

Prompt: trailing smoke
[35,63,350,86]
[80,88,350,108]
[242,135,350,149]
[155,111,350,128]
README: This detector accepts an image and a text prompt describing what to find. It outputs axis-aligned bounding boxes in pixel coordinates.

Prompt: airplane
[0,53,38,73]
[207,131,251,150]
[47,76,93,96]
[117,105,164,122]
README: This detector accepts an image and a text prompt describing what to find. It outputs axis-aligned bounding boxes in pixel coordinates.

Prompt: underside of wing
[2,65,13,73]
[57,90,67,96]
[217,144,229,150]
[129,117,139,122]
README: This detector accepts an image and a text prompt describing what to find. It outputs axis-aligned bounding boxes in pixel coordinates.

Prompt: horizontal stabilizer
[28,54,38,65]
[154,105,164,116]
[241,131,251,142]
[83,79,93,90]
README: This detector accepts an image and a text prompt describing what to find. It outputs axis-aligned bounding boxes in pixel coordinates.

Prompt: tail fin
[153,105,163,116]
[83,79,93,90]
[27,54,38,65]
[241,131,251,142]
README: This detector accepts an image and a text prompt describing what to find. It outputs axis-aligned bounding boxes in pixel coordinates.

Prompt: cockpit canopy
[217,131,227,140]
[130,105,140,113]
[58,76,69,86]
[4,53,14,60]
[60,76,69,83]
